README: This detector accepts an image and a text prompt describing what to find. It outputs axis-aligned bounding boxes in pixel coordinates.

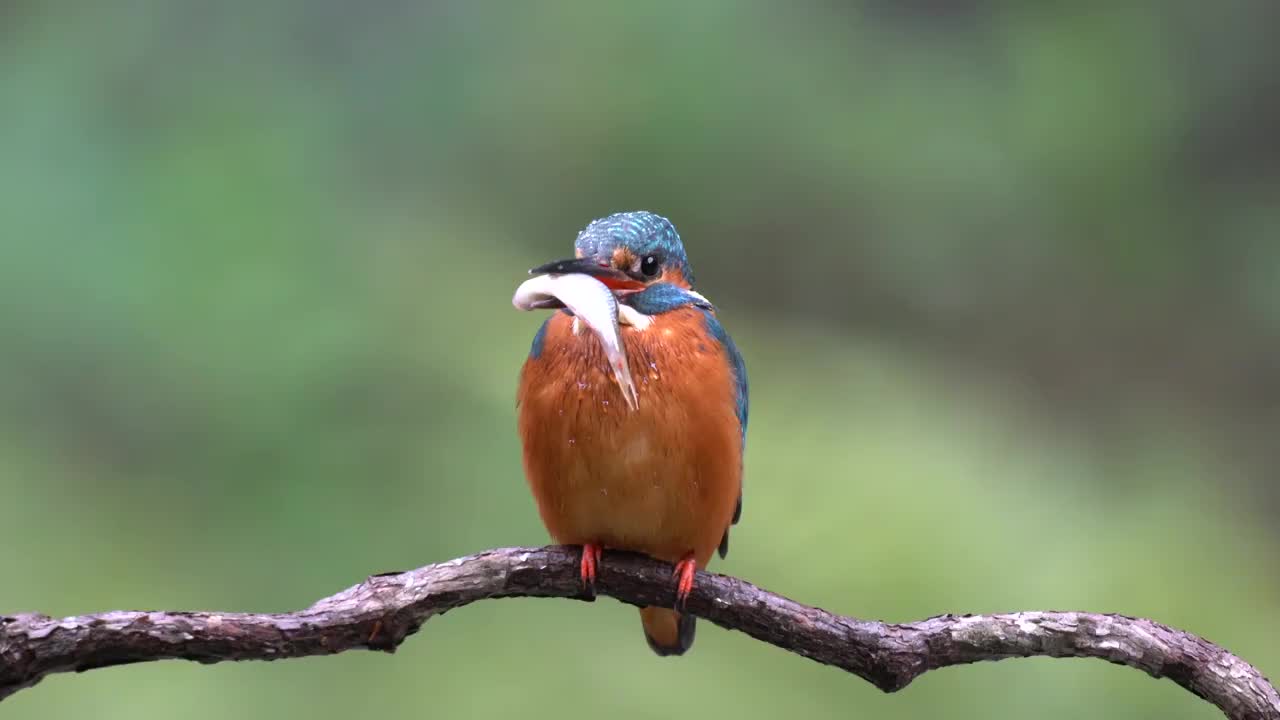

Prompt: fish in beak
[513,271,640,411]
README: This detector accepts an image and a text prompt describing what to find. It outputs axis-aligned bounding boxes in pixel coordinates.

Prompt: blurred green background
[2,2,1277,718]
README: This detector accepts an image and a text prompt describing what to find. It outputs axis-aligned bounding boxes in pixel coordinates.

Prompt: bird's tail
[640,606,696,656]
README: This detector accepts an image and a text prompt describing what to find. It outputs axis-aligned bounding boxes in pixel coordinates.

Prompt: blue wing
[702,311,748,445]
[703,310,747,558]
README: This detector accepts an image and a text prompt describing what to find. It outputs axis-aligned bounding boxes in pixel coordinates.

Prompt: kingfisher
[515,211,748,656]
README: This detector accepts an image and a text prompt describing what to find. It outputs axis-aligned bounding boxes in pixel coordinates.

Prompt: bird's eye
[641,256,661,278]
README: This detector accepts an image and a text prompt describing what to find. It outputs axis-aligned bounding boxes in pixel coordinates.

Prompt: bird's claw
[580,543,603,599]
[673,553,697,612]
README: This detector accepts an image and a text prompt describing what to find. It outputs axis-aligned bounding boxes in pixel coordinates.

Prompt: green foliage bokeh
[1,3,1276,718]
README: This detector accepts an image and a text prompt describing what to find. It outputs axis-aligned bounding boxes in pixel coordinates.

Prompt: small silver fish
[513,273,640,411]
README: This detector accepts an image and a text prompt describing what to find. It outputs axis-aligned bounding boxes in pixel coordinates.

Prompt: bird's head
[529,211,695,294]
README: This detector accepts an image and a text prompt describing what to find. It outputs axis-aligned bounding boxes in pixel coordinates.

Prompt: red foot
[673,552,697,611]
[580,543,603,596]
[368,618,383,644]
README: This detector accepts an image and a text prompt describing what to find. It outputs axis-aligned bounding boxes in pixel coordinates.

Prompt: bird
[515,210,748,656]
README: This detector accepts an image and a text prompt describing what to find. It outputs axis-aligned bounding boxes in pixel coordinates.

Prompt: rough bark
[1,546,1276,718]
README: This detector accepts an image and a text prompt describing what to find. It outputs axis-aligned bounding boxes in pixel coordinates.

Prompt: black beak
[527,258,647,297]
[529,257,625,279]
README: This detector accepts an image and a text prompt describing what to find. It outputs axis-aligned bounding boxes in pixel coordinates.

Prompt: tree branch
[2,546,1276,718]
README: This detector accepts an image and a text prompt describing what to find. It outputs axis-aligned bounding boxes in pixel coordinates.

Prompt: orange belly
[516,308,741,569]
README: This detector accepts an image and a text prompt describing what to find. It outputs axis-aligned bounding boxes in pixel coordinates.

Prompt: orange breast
[516,307,742,568]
